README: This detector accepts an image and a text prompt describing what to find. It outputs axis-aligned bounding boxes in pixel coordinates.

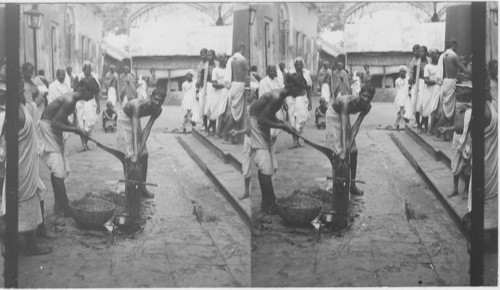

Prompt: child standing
[180,70,197,133]
[393,67,410,131]
[315,98,328,130]
[102,101,117,133]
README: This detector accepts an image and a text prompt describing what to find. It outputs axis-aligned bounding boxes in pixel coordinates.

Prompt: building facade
[344,22,445,89]
[249,3,319,77]
[19,4,104,80]
[127,3,244,104]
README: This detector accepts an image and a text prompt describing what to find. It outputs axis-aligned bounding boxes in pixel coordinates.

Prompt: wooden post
[469,2,486,286]
[124,160,142,222]
[383,65,386,88]
[5,4,20,287]
[331,157,349,229]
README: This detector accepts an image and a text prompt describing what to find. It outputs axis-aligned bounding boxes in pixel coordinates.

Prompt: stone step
[191,129,243,172]
[390,132,471,237]
[177,134,250,229]
[404,125,452,168]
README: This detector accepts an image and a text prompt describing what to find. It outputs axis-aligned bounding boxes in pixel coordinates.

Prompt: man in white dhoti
[75,62,101,152]
[40,77,100,216]
[0,86,51,255]
[318,61,332,104]
[330,62,350,100]
[22,63,43,128]
[48,69,71,104]
[221,42,250,141]
[137,75,148,100]
[464,93,498,230]
[104,65,119,107]
[434,38,470,141]
[146,68,158,97]
[208,53,231,136]
[259,65,283,141]
[488,60,498,112]
[285,57,312,149]
[118,65,136,106]
[64,66,77,91]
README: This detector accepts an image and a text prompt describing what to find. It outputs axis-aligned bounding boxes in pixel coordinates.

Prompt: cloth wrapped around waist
[38,120,64,153]
[116,110,148,157]
[250,116,272,150]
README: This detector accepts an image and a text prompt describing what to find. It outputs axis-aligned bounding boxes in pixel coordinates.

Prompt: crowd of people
[0,57,167,256]
[390,38,498,230]
[176,45,376,214]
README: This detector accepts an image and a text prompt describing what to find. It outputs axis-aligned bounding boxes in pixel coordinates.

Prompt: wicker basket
[70,198,116,228]
[276,196,323,227]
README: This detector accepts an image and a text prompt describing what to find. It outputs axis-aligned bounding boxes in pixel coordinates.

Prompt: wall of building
[250,3,319,77]
[20,4,103,81]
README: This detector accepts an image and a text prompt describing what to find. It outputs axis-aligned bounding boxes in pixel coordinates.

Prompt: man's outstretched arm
[139,108,162,154]
[258,99,292,132]
[52,100,83,135]
[348,105,371,151]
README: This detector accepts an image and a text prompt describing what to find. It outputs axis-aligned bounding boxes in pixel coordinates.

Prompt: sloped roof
[129,25,233,57]
[317,37,343,57]
[102,41,129,61]
[345,22,445,53]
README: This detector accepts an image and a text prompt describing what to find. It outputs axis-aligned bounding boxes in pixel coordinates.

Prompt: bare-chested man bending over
[117,88,166,199]
[250,73,307,214]
[325,85,376,196]
[39,77,100,216]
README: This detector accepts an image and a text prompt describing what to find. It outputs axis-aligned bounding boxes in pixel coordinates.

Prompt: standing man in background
[147,68,158,97]
[318,61,332,104]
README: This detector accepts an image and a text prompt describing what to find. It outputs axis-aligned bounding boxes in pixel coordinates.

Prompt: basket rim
[276,197,323,208]
[69,197,116,213]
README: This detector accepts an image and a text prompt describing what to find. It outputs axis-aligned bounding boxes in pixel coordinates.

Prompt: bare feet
[447,189,459,198]
[55,205,72,218]
[77,146,88,153]
[141,188,155,199]
[37,225,57,240]
[350,185,364,196]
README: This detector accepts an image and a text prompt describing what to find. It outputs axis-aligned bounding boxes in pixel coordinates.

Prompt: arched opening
[279,4,289,62]
[65,6,75,65]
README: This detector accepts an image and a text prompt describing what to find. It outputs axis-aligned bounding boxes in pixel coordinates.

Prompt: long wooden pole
[470,2,486,286]
[4,3,20,288]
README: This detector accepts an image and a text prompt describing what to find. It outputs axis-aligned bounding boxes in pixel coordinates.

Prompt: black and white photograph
[0,1,497,287]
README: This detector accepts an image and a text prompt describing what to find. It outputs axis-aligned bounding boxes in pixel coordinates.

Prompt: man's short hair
[284,73,307,91]
[22,62,34,72]
[360,84,376,100]
[38,69,45,76]
[446,38,457,49]
[251,65,258,72]
[455,86,472,103]
[56,69,65,75]
[83,61,92,69]
[200,48,208,55]
[412,44,420,51]
[150,68,155,73]
[78,77,100,95]
[266,65,276,74]
[235,42,245,51]
[151,87,167,99]
[294,57,304,66]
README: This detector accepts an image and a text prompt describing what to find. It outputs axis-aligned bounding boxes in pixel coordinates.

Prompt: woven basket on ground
[70,197,116,228]
[276,196,323,227]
